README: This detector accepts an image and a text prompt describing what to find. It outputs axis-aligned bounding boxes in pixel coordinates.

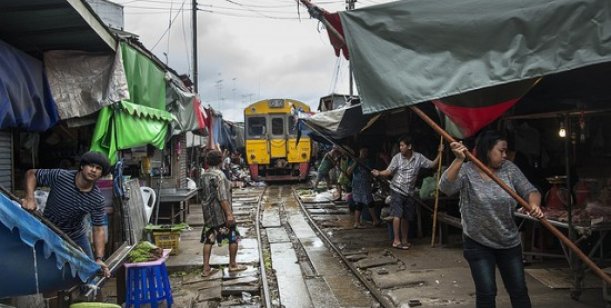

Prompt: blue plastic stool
[125,249,173,308]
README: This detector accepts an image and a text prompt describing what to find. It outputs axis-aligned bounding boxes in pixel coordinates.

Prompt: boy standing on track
[200,149,246,277]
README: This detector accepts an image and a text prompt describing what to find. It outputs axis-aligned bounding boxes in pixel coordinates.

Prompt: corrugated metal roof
[0,0,115,58]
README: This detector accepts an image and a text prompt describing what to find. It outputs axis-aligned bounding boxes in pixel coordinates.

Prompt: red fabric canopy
[323,11,349,59]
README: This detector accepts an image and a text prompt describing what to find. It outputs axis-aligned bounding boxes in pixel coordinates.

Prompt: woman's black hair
[207,149,223,167]
[474,130,507,166]
[80,151,111,176]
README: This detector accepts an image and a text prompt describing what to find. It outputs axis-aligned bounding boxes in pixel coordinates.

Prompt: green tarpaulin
[120,42,166,110]
[339,0,611,114]
[91,102,173,164]
[90,43,171,164]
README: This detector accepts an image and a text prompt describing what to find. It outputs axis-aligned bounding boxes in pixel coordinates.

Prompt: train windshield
[271,117,284,136]
[247,117,266,137]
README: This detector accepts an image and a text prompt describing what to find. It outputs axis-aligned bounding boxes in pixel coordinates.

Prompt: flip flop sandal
[228,265,248,272]
[201,268,220,277]
[392,243,411,250]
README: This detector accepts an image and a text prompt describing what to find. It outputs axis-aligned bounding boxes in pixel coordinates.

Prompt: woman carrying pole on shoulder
[439,130,544,308]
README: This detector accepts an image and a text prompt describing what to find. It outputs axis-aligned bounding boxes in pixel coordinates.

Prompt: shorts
[201,224,240,246]
[352,201,376,212]
[389,190,416,221]
[317,171,330,181]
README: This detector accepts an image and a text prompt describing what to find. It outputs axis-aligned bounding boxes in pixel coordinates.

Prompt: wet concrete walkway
[155,185,608,307]
[163,187,264,307]
[262,186,372,308]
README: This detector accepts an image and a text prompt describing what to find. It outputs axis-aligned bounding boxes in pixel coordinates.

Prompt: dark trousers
[73,232,94,259]
[463,235,531,308]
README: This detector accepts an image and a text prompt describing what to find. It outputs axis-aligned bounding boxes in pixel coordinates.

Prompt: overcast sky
[111,0,393,122]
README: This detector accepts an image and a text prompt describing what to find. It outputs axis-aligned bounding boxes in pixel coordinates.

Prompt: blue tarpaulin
[0,39,59,131]
[0,192,100,297]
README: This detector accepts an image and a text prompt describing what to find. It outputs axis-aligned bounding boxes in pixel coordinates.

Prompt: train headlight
[250,154,256,160]
[301,153,307,159]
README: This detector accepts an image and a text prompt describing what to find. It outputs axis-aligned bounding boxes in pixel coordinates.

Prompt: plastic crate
[69,303,121,308]
[152,231,180,255]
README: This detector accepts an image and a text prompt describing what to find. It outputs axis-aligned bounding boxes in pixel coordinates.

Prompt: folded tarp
[0,39,59,131]
[0,192,99,297]
[302,104,379,140]
[166,72,204,135]
[44,48,129,121]
[336,0,611,114]
[186,131,209,148]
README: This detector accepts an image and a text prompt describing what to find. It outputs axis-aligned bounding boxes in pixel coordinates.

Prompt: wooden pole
[430,136,444,247]
[409,105,611,285]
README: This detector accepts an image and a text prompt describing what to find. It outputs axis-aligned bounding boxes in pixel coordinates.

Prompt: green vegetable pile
[128,241,164,263]
[144,223,190,232]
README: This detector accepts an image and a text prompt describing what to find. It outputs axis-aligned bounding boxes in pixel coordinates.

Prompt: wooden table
[157,188,199,224]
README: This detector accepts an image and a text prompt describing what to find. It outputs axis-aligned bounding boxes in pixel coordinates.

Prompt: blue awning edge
[0,192,99,296]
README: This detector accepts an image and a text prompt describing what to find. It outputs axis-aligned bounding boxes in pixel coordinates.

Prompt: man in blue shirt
[21,151,112,278]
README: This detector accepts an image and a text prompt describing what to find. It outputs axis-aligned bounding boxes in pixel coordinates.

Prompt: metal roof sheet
[0,0,115,58]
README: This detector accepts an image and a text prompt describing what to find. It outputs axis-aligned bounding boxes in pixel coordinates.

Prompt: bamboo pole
[409,105,611,285]
[430,136,444,247]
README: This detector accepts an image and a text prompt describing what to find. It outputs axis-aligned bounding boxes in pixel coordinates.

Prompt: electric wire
[150,0,187,51]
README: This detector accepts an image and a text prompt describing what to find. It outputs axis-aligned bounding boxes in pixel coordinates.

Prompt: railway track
[254,184,416,307]
[171,183,458,307]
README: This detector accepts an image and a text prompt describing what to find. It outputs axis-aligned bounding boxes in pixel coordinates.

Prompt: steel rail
[255,186,273,308]
[292,187,395,308]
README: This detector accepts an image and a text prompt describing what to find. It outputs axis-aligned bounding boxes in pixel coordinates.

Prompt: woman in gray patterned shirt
[440,130,543,308]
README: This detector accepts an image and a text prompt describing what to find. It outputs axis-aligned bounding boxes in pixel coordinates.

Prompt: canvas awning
[0,192,100,297]
[90,101,173,165]
[166,73,205,135]
[44,48,129,121]
[302,104,379,140]
[90,42,172,164]
[329,0,611,115]
[0,39,59,131]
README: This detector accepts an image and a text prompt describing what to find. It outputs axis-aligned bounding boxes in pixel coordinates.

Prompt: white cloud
[113,0,392,122]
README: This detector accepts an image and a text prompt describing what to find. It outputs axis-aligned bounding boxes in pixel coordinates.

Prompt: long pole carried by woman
[299,1,611,284]
[430,136,444,247]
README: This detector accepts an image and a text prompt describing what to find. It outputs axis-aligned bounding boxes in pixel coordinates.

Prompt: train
[244,98,311,181]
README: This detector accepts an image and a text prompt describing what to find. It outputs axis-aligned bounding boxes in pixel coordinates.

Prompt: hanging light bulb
[558,120,567,138]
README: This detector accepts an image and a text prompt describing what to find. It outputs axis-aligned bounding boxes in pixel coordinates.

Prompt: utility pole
[192,0,198,92]
[347,0,356,97]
